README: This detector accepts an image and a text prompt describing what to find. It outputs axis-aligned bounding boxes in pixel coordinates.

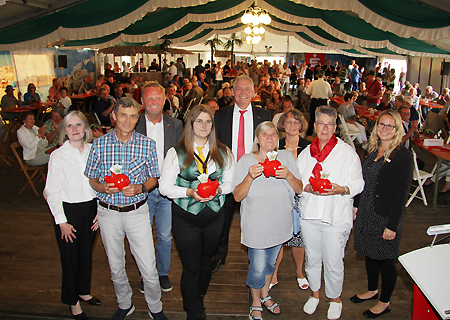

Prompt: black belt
[99,198,147,213]
[311,98,328,101]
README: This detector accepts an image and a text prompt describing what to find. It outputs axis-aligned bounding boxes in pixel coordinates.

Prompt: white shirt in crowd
[45,141,96,224]
[60,96,72,115]
[306,77,333,100]
[145,115,165,172]
[17,125,48,160]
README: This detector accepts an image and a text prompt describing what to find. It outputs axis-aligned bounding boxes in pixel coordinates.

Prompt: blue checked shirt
[84,130,159,206]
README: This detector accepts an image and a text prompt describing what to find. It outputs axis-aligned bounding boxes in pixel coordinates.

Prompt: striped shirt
[84,130,159,206]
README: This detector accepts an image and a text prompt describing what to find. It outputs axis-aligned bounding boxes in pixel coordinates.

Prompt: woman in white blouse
[44,111,101,320]
[17,111,50,165]
[159,105,234,320]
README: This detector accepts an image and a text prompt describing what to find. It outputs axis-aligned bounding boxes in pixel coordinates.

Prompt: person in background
[366,71,382,108]
[94,88,113,125]
[214,61,223,97]
[24,83,41,104]
[272,96,295,128]
[332,77,344,96]
[266,89,283,116]
[78,76,95,94]
[17,111,50,165]
[199,73,209,92]
[48,78,61,101]
[1,85,21,120]
[160,104,234,320]
[218,87,234,109]
[338,92,368,149]
[113,62,121,73]
[44,106,65,149]
[59,87,72,115]
[96,75,105,91]
[352,109,413,319]
[104,63,114,78]
[386,69,396,91]
[257,75,273,107]
[232,121,303,320]
[377,92,393,111]
[206,98,219,116]
[423,86,439,101]
[270,108,310,290]
[113,86,126,100]
[45,111,101,320]
[306,72,332,136]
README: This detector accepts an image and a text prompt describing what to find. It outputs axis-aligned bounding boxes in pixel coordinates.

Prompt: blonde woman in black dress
[352,109,413,318]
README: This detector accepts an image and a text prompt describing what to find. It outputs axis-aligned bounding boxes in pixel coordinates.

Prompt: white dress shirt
[145,115,164,172]
[17,125,48,160]
[45,141,96,224]
[306,78,333,99]
[231,103,254,163]
[159,141,235,199]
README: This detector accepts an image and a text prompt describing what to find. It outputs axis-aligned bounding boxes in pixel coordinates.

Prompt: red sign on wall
[305,53,325,66]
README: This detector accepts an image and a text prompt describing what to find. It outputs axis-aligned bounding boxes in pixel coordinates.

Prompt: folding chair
[299,100,308,113]
[405,149,434,207]
[10,141,47,197]
[338,114,359,150]
[183,99,195,121]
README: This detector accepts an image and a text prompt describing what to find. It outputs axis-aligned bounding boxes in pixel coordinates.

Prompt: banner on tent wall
[305,53,325,66]
[55,49,95,94]
[0,51,18,95]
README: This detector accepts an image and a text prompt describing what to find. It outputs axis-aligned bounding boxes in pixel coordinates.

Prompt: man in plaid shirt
[85,97,167,320]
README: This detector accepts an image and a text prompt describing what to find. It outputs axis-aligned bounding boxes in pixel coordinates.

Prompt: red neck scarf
[310,135,338,178]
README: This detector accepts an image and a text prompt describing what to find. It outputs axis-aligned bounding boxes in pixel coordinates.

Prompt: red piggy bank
[104,172,131,190]
[261,158,281,178]
[197,179,219,198]
[309,176,332,194]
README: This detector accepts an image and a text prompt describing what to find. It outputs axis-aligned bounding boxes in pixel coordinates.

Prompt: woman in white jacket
[17,111,50,165]
[45,111,101,320]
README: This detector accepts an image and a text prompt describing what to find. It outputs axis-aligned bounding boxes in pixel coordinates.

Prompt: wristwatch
[141,184,147,193]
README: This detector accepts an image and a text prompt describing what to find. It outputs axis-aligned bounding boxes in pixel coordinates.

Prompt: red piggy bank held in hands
[309,176,332,194]
[197,179,219,198]
[104,172,131,190]
[261,158,281,178]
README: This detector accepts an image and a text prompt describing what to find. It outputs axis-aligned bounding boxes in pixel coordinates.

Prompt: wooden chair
[406,149,434,207]
[338,114,359,150]
[10,141,47,197]
[0,117,14,166]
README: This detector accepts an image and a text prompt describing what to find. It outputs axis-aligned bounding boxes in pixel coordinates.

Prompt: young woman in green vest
[159,105,234,320]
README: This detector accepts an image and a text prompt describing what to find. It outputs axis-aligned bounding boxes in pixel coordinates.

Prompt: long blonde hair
[367,109,404,161]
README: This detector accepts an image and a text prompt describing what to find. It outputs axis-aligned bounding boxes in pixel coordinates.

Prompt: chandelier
[241,6,271,44]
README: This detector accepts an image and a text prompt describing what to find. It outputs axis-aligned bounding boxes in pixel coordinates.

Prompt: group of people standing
[43,74,414,320]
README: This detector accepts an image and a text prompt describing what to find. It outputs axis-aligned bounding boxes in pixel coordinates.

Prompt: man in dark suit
[213,75,271,273]
[135,82,183,292]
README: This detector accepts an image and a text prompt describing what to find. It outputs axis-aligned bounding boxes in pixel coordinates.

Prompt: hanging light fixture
[241,6,271,45]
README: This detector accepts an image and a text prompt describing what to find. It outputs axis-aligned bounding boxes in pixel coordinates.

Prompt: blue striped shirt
[84,130,159,206]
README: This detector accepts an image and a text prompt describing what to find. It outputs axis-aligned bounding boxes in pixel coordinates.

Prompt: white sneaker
[327,301,342,320]
[303,296,319,315]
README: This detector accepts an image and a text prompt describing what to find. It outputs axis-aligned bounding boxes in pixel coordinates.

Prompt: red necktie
[237,110,247,161]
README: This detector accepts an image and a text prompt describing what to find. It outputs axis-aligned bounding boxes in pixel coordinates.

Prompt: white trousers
[347,122,367,144]
[98,203,162,313]
[301,219,351,299]
[431,162,450,182]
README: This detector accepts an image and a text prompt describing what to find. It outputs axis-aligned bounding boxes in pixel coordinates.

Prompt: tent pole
[428,58,432,86]
[11,53,21,97]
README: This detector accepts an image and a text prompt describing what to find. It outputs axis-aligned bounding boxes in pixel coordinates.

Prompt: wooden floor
[0,141,449,320]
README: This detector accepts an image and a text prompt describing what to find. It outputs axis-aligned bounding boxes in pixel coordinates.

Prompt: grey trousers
[97,203,162,313]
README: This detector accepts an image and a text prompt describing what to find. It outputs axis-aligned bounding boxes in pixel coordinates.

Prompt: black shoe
[149,310,168,320]
[363,305,391,318]
[196,295,206,320]
[211,259,225,274]
[71,311,87,320]
[139,278,144,294]
[350,293,379,303]
[159,275,173,292]
[80,296,102,306]
[112,304,135,320]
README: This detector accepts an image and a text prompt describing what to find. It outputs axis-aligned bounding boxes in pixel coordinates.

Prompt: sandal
[297,277,309,290]
[249,306,263,320]
[268,281,278,291]
[260,296,281,315]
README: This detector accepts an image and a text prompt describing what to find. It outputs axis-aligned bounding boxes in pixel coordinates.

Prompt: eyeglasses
[377,122,395,130]
[194,119,213,126]
[285,120,301,126]
[316,122,335,128]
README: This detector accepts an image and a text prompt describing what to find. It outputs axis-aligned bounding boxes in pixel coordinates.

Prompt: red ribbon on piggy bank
[197,179,219,198]
[309,171,332,194]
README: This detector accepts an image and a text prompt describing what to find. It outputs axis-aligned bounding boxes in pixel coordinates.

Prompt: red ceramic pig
[261,158,281,178]
[104,172,131,190]
[309,173,332,194]
[197,179,219,198]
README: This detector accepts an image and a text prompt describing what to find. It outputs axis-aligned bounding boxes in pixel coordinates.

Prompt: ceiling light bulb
[245,27,252,35]
[259,26,265,34]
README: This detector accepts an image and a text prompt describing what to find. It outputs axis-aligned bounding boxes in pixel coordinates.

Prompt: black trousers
[213,193,236,262]
[307,98,328,136]
[365,256,397,303]
[172,203,224,320]
[54,199,97,306]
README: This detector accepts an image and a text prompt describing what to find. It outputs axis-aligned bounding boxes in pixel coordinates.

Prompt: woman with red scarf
[296,106,364,320]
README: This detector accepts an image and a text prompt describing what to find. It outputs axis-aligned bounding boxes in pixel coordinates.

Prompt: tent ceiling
[0,0,449,57]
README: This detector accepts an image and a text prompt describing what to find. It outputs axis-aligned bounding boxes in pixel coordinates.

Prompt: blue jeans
[147,188,172,276]
[246,245,281,289]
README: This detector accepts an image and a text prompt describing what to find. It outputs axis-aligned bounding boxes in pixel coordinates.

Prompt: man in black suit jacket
[213,75,271,273]
[135,82,183,292]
